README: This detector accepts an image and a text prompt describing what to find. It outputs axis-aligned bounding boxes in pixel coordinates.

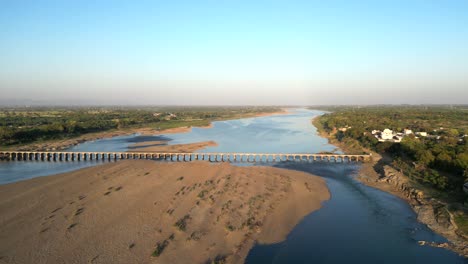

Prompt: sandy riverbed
[128,140,218,153]
[0,160,328,264]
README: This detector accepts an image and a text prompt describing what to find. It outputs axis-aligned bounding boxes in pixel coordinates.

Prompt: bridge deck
[0,151,371,163]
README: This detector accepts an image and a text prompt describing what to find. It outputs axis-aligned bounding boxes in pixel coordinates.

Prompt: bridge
[0,151,371,163]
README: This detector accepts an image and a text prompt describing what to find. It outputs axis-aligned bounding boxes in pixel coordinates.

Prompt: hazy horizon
[1,0,468,105]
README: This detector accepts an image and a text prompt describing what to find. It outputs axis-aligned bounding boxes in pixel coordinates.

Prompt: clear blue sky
[1,0,467,105]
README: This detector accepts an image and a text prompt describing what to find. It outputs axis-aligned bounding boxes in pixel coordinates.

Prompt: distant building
[338,125,351,132]
[404,129,413,135]
[381,129,394,140]
[164,113,178,120]
[416,132,427,137]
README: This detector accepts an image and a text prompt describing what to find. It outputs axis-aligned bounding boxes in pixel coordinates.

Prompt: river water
[0,109,465,263]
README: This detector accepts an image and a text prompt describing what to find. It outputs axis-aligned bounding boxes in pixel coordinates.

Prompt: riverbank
[0,159,329,264]
[8,124,212,153]
[311,116,468,257]
[7,109,290,152]
[129,140,218,153]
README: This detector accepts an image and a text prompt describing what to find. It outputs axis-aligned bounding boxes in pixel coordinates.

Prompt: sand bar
[128,140,218,153]
[0,160,329,264]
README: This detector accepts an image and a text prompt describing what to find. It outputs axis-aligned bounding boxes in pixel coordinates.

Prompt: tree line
[314,106,468,199]
[0,106,280,146]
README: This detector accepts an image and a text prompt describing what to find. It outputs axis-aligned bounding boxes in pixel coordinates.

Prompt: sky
[0,0,467,105]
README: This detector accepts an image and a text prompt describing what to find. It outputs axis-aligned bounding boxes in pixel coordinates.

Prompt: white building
[416,132,428,137]
[381,129,394,140]
[404,129,413,135]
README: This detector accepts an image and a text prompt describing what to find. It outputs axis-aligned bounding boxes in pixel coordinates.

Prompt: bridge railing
[0,151,371,163]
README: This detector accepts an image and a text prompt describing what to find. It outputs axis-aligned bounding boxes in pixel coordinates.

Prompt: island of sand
[128,140,218,153]
[0,160,328,264]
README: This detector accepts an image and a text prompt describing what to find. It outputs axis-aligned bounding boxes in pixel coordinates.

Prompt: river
[0,109,465,263]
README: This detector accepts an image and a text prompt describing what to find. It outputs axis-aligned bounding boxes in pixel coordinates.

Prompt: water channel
[0,109,465,263]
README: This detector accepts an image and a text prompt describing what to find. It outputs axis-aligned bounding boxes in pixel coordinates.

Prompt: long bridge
[0,151,371,163]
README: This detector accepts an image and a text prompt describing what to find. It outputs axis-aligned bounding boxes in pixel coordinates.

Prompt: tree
[422,170,448,190]
[418,150,435,166]
[435,151,453,170]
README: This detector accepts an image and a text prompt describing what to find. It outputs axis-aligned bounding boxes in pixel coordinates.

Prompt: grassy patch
[152,240,169,257]
[151,233,174,257]
[205,254,228,264]
[225,223,236,232]
[174,214,191,231]
[189,231,203,241]
[454,214,468,236]
[198,190,208,199]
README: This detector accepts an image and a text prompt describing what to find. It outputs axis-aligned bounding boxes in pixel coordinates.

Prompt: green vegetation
[0,106,281,148]
[225,224,235,232]
[454,214,468,236]
[206,255,228,264]
[313,106,468,201]
[152,240,169,257]
[198,190,208,199]
[174,214,191,231]
[151,233,174,257]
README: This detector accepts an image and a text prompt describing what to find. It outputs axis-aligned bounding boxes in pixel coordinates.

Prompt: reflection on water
[0,109,331,184]
[167,109,337,153]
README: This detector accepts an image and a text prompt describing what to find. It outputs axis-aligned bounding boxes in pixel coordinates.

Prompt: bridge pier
[0,151,371,164]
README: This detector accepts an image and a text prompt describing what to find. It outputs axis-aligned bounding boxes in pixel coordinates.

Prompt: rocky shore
[313,117,468,258]
[358,155,468,257]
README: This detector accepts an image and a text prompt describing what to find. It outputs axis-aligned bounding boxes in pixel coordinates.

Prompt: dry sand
[251,108,291,118]
[129,141,218,153]
[0,161,329,264]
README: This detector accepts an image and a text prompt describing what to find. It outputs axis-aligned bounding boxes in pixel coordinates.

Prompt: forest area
[313,106,468,201]
[0,106,281,148]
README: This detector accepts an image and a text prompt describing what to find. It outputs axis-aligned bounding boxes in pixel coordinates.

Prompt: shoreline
[311,116,468,257]
[128,140,218,153]
[7,109,289,153]
[0,159,329,264]
[0,110,332,263]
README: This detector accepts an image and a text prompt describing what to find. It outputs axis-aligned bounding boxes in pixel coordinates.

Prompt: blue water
[168,109,337,153]
[0,134,169,184]
[246,163,465,263]
[0,109,465,263]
